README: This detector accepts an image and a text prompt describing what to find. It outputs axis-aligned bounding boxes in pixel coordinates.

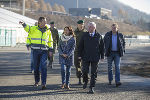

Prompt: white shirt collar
[90,32,95,36]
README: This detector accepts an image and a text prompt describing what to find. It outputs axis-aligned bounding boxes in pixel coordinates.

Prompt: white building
[0,8,37,46]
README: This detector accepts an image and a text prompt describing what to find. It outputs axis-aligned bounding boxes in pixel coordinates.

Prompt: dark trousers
[48,53,54,62]
[30,49,34,71]
[74,52,82,78]
[48,45,56,63]
[82,61,98,88]
[33,49,48,85]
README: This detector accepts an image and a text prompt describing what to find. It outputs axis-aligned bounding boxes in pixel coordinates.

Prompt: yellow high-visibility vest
[24,24,53,49]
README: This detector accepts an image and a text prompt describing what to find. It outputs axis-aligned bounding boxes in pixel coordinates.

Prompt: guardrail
[125,38,150,47]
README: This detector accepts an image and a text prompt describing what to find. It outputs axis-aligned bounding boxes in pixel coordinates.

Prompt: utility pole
[22,0,25,15]
[10,0,11,8]
[77,0,78,8]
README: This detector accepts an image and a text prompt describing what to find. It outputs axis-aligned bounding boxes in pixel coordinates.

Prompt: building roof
[0,8,37,27]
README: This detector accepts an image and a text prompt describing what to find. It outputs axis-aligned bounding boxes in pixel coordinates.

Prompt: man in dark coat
[48,21,59,69]
[74,20,87,85]
[104,23,125,87]
[78,22,104,94]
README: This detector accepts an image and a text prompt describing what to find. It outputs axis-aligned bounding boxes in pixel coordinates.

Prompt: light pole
[77,0,78,8]
[22,0,25,15]
[10,0,11,8]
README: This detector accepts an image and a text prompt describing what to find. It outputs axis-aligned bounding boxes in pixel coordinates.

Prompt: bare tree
[33,1,40,11]
[118,8,128,18]
[25,0,31,9]
[47,3,52,11]
[17,0,22,8]
[39,0,47,11]
[59,5,66,13]
[30,0,35,11]
[52,3,60,12]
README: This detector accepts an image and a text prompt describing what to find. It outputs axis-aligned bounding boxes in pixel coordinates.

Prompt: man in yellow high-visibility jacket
[26,22,38,73]
[19,17,53,90]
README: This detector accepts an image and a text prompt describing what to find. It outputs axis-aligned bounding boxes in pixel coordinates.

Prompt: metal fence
[0,28,16,46]
[1,28,150,47]
[125,38,150,46]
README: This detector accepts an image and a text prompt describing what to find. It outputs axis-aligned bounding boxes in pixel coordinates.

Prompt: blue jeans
[33,49,48,85]
[31,49,42,72]
[61,64,71,86]
[107,52,121,83]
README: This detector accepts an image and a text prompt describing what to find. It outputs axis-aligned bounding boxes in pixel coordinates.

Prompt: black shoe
[48,62,53,69]
[116,82,122,87]
[34,83,39,87]
[108,81,112,85]
[49,65,53,69]
[78,81,82,85]
[88,87,94,94]
[41,85,46,90]
[78,78,82,85]
[65,85,70,90]
[83,82,87,89]
[31,70,34,73]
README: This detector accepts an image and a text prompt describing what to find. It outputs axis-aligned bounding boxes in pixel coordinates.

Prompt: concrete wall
[69,8,89,16]
[69,8,112,18]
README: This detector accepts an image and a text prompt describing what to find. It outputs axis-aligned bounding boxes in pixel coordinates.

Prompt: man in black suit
[78,22,104,94]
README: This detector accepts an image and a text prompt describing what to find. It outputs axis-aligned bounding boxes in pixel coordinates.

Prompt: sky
[118,0,150,14]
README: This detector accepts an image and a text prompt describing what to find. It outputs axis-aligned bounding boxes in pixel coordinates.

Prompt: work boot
[61,84,66,89]
[116,82,122,87]
[78,78,82,85]
[48,61,53,69]
[31,70,34,74]
[65,85,70,90]
[108,81,112,85]
[41,85,46,90]
[83,82,87,89]
[34,82,39,87]
[88,87,94,94]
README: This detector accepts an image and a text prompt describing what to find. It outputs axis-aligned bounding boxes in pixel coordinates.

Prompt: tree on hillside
[59,5,66,13]
[25,0,31,9]
[118,8,128,19]
[25,0,35,11]
[118,8,132,24]
[137,17,145,25]
[148,23,150,31]
[33,1,40,11]
[52,3,60,12]
[29,0,35,11]
[39,0,47,11]
[17,0,22,7]
[136,17,150,31]
[47,3,52,11]
[137,17,146,28]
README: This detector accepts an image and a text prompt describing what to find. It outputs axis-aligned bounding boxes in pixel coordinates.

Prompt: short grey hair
[88,22,96,28]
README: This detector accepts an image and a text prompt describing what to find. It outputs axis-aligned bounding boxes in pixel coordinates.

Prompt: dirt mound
[121,62,150,78]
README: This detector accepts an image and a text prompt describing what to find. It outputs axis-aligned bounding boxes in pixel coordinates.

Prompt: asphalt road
[0,46,150,100]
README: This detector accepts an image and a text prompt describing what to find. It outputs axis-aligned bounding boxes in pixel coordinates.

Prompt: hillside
[22,11,144,35]
[44,0,150,22]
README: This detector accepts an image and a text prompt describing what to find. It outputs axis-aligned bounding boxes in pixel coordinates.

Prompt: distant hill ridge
[44,0,150,22]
